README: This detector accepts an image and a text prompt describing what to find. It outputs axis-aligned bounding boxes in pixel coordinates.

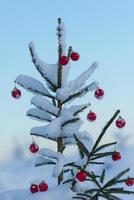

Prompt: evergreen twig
[29,45,58,92]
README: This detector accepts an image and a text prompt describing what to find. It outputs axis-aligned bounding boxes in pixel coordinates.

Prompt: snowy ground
[0,185,74,200]
[0,136,134,200]
[0,148,74,200]
[0,156,56,192]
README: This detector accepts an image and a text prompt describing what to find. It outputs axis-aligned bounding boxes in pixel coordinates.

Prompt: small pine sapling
[13,18,134,199]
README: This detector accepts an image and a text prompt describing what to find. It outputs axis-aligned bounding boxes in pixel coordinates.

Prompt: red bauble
[87,111,97,121]
[116,117,126,128]
[76,171,87,182]
[112,151,121,161]
[71,52,80,61]
[29,142,39,153]
[94,88,104,99]
[11,88,21,99]
[30,184,38,193]
[125,178,134,186]
[59,56,69,65]
[39,181,48,192]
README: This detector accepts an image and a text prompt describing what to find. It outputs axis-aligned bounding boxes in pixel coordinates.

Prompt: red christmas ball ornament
[87,111,97,121]
[39,181,48,192]
[30,183,38,193]
[125,178,134,186]
[94,88,104,99]
[29,142,39,154]
[71,52,80,61]
[116,116,126,128]
[11,87,21,99]
[59,56,69,65]
[76,171,87,182]
[112,151,121,161]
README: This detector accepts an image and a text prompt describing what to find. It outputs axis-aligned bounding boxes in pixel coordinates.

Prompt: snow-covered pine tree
[13,18,134,199]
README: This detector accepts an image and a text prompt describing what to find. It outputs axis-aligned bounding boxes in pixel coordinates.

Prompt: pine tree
[13,18,134,199]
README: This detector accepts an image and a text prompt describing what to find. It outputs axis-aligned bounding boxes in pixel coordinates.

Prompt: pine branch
[65,163,83,171]
[62,82,98,104]
[57,136,63,184]
[52,99,57,106]
[31,102,58,117]
[105,187,134,194]
[63,169,71,174]
[64,162,75,167]
[63,179,74,184]
[57,18,64,185]
[90,151,114,161]
[57,18,62,89]
[78,110,119,167]
[92,110,120,152]
[103,168,130,188]
[29,43,58,92]
[72,197,87,200]
[77,193,92,199]
[74,113,118,167]
[67,163,102,188]
[95,142,117,153]
[89,161,105,165]
[67,46,72,58]
[27,113,51,122]
[116,177,134,183]
[15,78,56,100]
[74,134,90,158]
[85,169,133,199]
[31,96,59,117]
[74,104,91,116]
[90,171,102,189]
[30,132,57,141]
[71,145,133,200]
[100,169,106,183]
[85,189,99,194]
[35,161,55,167]
[62,118,80,127]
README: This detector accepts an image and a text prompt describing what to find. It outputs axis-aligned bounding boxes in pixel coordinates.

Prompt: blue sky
[0,0,134,160]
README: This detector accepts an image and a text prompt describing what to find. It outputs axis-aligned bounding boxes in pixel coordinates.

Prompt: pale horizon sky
[0,0,134,160]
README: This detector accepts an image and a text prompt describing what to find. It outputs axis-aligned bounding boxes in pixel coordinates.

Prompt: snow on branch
[69,61,98,91]
[31,95,59,116]
[57,18,71,88]
[61,81,99,104]
[29,41,58,91]
[30,109,84,140]
[61,119,83,138]
[61,118,80,128]
[61,63,71,88]
[15,74,55,99]
[31,118,61,140]
[61,103,91,117]
[56,62,98,101]
[59,108,81,126]
[26,108,52,122]
[57,18,66,55]
[63,131,93,148]
[38,148,66,177]
[35,156,56,167]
